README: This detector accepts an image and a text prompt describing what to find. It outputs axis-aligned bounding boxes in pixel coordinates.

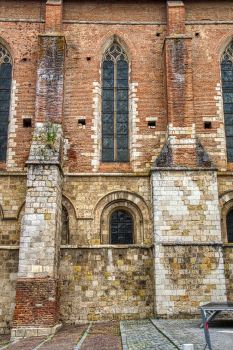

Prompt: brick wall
[0,0,231,172]
[13,278,60,328]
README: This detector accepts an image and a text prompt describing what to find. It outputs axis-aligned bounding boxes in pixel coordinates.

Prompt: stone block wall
[152,170,221,242]
[152,169,227,316]
[222,247,233,302]
[154,244,226,317]
[63,175,152,246]
[0,249,19,334]
[0,175,26,246]
[18,164,62,279]
[59,247,154,322]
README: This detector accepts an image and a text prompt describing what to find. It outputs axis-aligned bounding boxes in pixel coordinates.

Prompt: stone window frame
[99,34,132,165]
[221,196,233,244]
[92,190,152,246]
[100,199,143,245]
[0,38,14,164]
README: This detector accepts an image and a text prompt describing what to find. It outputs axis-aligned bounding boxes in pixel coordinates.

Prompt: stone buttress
[11,0,65,339]
[151,1,227,317]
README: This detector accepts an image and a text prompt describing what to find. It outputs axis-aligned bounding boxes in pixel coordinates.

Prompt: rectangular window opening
[78,119,86,127]
[23,118,32,127]
[148,121,156,129]
[204,122,211,129]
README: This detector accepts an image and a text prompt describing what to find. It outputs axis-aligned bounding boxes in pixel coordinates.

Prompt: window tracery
[0,43,12,162]
[102,42,129,162]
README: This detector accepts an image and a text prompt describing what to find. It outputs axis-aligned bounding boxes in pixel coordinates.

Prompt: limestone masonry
[0,0,233,339]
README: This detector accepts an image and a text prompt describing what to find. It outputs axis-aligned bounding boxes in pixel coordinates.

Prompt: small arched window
[226,209,233,243]
[0,43,12,162]
[102,42,128,163]
[110,210,133,244]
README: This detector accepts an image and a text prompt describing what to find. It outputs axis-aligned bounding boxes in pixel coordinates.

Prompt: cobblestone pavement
[151,318,233,350]
[0,318,232,350]
[79,321,122,350]
[120,319,177,350]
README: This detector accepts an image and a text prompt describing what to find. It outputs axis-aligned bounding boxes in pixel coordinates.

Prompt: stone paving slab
[0,335,10,347]
[38,324,88,350]
[6,336,46,350]
[120,319,177,350]
[151,318,233,350]
[79,321,122,350]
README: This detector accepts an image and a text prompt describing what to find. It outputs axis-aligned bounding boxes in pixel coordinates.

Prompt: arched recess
[0,37,13,163]
[61,195,77,245]
[93,190,152,245]
[219,190,233,243]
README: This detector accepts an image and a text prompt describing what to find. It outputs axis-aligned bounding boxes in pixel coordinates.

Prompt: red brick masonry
[13,278,60,328]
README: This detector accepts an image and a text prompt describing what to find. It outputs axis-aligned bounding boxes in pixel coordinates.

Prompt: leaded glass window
[226,209,233,243]
[102,42,128,162]
[0,44,12,162]
[221,44,233,162]
[110,210,133,244]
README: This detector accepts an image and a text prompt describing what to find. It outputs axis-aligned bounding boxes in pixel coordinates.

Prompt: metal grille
[102,43,128,162]
[226,209,233,243]
[0,44,12,163]
[221,44,233,162]
[110,210,133,244]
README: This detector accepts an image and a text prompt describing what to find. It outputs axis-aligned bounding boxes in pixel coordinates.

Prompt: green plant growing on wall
[45,122,57,149]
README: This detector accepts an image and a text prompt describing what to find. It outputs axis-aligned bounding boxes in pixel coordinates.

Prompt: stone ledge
[61,244,153,249]
[10,323,62,340]
[161,241,223,246]
[0,245,20,249]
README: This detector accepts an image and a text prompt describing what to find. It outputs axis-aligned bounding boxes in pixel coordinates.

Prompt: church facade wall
[0,0,233,337]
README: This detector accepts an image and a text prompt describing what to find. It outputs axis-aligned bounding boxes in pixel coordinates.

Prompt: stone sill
[60,244,153,249]
[222,244,233,247]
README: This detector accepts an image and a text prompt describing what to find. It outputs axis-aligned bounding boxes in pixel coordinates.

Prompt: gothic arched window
[0,43,12,162]
[226,209,233,243]
[221,43,233,162]
[102,42,128,163]
[110,210,133,244]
